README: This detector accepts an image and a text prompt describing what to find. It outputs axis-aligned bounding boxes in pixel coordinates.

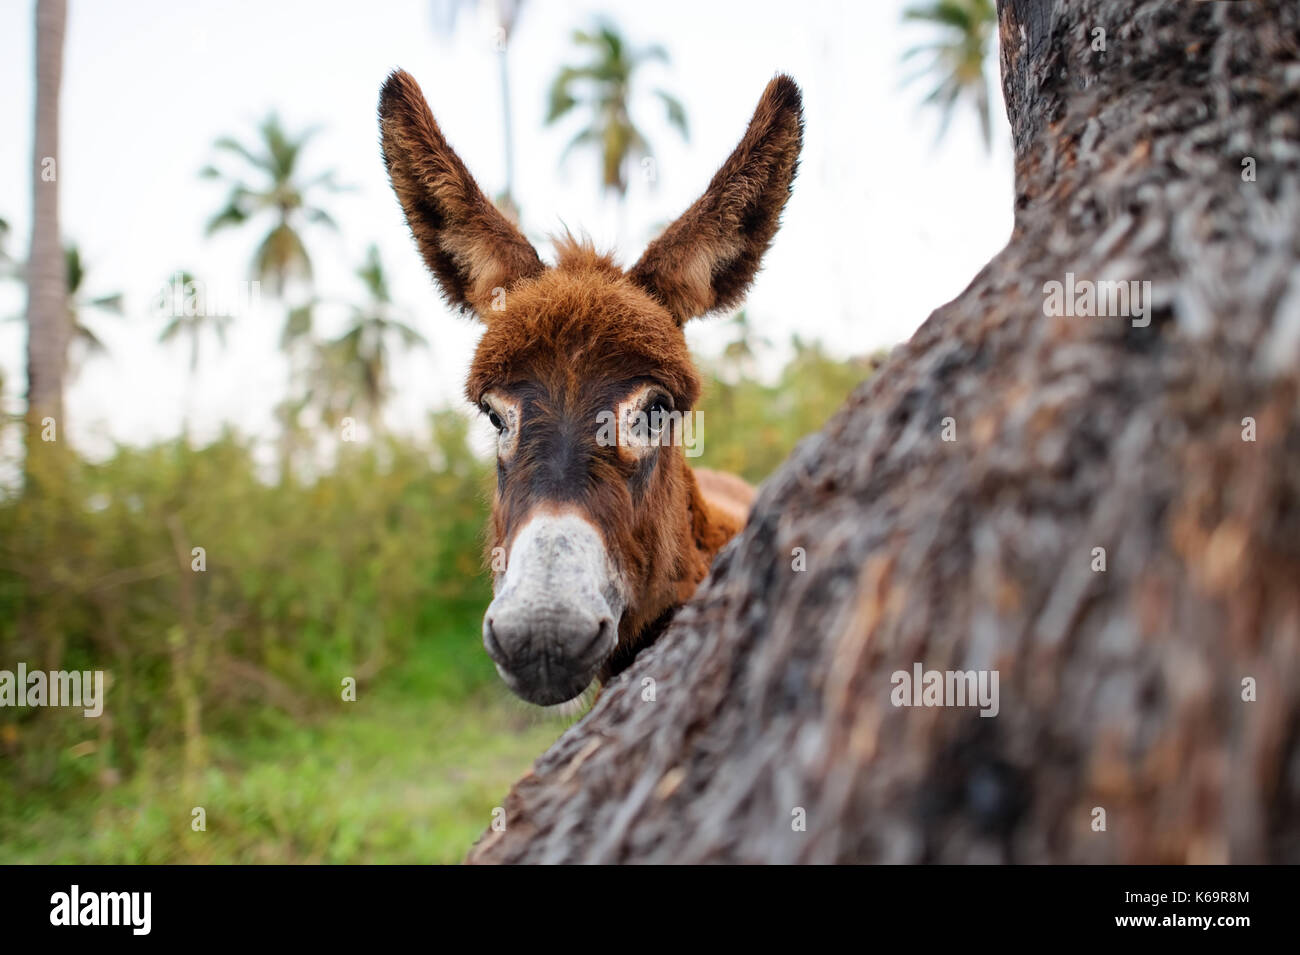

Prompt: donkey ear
[379,69,544,317]
[629,75,803,324]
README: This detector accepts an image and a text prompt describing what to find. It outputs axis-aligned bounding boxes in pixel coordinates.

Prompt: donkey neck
[600,464,744,681]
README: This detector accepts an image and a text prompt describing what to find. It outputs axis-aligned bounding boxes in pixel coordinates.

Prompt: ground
[0,639,568,864]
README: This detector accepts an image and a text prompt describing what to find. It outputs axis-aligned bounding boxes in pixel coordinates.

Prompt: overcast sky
[0,0,1014,459]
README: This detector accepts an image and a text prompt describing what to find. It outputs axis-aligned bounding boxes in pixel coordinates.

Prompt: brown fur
[693,468,756,528]
[379,69,802,683]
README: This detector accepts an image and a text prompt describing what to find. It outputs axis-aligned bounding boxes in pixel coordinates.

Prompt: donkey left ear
[629,75,803,325]
[379,69,544,317]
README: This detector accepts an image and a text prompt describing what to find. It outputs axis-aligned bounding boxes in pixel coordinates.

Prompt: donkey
[379,69,803,705]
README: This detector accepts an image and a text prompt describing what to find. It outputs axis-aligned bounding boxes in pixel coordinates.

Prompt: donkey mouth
[484,613,617,706]
[483,511,627,705]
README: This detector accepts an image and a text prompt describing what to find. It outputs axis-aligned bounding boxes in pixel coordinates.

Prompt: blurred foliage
[308,244,428,433]
[0,412,492,795]
[696,320,881,484]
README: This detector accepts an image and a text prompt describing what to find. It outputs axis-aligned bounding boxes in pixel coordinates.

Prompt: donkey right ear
[379,69,543,317]
[629,75,803,325]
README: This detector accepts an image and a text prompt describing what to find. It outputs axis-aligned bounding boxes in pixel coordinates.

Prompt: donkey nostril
[484,616,507,662]
[487,601,618,684]
[576,617,615,660]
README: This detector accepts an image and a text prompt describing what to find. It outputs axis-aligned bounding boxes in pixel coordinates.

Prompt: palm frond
[656,89,689,140]
[546,66,585,124]
[304,207,340,231]
[88,293,124,314]
[72,321,107,354]
[902,0,997,151]
[64,244,84,294]
[158,315,185,344]
[253,223,312,294]
[282,301,315,350]
[211,135,267,171]
[356,244,391,303]
[205,198,250,236]
[560,126,602,163]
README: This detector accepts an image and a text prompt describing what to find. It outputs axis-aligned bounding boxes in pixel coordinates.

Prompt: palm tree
[7,243,121,378]
[157,271,232,373]
[200,114,345,298]
[546,19,688,199]
[492,0,525,223]
[202,114,345,480]
[25,0,67,460]
[61,244,122,378]
[902,0,997,150]
[157,271,232,435]
[312,244,427,434]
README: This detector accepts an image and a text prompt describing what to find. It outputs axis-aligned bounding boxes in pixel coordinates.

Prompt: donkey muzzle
[483,512,623,705]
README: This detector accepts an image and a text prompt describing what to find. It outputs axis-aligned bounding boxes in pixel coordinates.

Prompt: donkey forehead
[465,263,700,406]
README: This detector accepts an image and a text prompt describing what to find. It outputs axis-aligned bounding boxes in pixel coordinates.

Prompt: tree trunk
[25,0,68,461]
[468,0,1300,864]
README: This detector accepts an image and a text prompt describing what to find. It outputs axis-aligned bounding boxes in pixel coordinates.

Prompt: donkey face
[380,69,802,704]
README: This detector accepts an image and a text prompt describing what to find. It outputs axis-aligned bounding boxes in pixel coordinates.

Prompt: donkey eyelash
[645,396,671,435]
[480,401,508,434]
[635,387,675,419]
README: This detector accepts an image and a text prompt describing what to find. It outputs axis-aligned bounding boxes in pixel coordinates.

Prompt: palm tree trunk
[468,0,1300,863]
[498,39,516,218]
[24,0,68,470]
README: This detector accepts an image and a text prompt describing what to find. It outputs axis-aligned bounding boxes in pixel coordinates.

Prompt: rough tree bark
[468,0,1300,864]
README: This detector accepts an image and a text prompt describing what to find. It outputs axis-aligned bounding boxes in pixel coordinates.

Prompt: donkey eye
[483,405,505,433]
[645,395,674,437]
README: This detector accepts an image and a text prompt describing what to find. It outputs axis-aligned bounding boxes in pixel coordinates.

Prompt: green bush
[0,410,494,795]
[695,336,881,483]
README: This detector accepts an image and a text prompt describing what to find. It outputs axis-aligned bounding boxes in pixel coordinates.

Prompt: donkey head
[379,69,802,704]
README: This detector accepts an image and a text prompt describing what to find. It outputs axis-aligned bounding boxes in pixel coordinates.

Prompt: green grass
[0,636,571,864]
